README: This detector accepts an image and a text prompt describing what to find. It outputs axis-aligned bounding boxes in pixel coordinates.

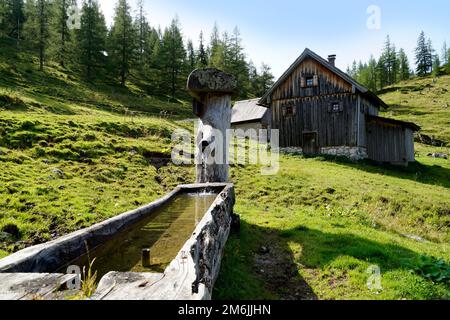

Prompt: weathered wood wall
[272,94,359,148]
[270,58,353,100]
[269,58,385,150]
[366,121,410,164]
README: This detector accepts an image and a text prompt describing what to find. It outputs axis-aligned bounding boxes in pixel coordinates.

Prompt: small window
[282,105,296,117]
[286,106,294,116]
[332,102,340,112]
[306,76,314,87]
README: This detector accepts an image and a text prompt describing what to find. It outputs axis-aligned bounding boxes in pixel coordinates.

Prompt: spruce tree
[135,0,150,67]
[0,1,8,36]
[109,0,136,86]
[77,0,108,79]
[397,49,411,81]
[432,55,441,76]
[186,39,195,70]
[258,63,274,96]
[196,31,208,68]
[228,27,249,98]
[51,0,74,67]
[415,31,433,76]
[23,0,50,70]
[6,0,26,46]
[159,17,186,99]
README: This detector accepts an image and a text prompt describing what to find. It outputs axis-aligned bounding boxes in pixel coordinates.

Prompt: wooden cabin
[231,98,271,132]
[258,48,421,165]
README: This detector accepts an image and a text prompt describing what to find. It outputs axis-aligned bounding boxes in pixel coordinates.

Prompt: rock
[42,159,50,164]
[1,224,20,239]
[38,141,49,147]
[428,153,448,160]
[402,234,427,243]
[259,246,270,255]
[51,168,65,178]
[0,232,11,241]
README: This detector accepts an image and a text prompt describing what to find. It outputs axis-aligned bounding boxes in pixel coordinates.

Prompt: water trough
[0,183,235,300]
[0,68,238,300]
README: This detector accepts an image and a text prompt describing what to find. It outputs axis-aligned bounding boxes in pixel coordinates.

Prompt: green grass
[215,151,449,300]
[0,37,449,300]
[379,75,450,144]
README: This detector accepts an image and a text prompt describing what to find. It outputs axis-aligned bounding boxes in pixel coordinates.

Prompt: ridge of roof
[258,48,388,109]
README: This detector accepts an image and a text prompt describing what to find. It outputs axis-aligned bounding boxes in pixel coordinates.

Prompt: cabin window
[329,102,343,113]
[282,105,296,117]
[286,106,294,116]
[306,76,314,87]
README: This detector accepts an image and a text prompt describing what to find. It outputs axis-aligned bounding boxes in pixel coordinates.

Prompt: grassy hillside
[379,75,450,145]
[0,40,449,300]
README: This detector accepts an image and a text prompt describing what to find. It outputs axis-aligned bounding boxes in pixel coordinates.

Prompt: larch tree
[77,0,108,79]
[6,0,26,46]
[51,0,74,67]
[23,0,50,70]
[109,0,136,86]
[159,17,186,99]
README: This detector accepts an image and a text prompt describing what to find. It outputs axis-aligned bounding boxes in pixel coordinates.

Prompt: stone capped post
[187,68,237,183]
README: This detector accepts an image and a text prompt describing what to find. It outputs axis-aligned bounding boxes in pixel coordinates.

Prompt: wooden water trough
[0,183,235,300]
[0,68,238,300]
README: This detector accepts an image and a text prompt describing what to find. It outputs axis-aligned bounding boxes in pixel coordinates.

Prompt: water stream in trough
[65,192,219,281]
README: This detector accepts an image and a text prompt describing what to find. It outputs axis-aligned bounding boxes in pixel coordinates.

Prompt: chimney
[328,54,336,67]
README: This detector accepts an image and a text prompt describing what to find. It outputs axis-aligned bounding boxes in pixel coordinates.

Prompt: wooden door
[303,132,318,155]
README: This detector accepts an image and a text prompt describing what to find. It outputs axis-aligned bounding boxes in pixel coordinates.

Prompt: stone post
[187,68,237,183]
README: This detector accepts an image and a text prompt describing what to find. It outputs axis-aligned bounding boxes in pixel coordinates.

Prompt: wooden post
[187,68,237,183]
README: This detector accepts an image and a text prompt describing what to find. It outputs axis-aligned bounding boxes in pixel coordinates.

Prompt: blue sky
[98,0,450,78]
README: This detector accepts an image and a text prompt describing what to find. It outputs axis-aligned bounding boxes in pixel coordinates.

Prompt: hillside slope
[0,41,449,300]
[379,75,450,145]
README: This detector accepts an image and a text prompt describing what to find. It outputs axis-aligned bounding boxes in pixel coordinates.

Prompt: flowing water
[68,192,219,280]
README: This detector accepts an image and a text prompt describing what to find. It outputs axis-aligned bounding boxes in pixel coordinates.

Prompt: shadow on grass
[215,221,449,300]
[294,153,450,189]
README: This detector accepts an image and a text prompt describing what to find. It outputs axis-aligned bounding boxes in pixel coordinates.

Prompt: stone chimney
[328,54,336,67]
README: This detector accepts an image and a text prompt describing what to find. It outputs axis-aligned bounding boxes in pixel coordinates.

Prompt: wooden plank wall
[272,94,358,148]
[358,98,380,148]
[271,58,353,100]
[367,121,408,163]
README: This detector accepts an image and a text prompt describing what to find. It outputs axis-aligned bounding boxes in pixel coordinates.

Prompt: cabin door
[303,132,319,155]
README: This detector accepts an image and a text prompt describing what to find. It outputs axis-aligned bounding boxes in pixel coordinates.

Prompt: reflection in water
[70,193,218,280]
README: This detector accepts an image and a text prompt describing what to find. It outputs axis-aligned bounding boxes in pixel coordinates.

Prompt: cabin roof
[258,48,389,109]
[366,115,421,131]
[231,98,269,124]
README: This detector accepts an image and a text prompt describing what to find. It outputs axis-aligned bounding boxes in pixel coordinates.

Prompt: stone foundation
[280,146,368,161]
[321,147,368,161]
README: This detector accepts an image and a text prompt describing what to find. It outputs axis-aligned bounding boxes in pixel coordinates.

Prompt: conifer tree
[23,0,51,70]
[6,0,26,46]
[51,0,74,67]
[186,39,195,70]
[397,48,411,81]
[109,0,136,86]
[159,17,186,99]
[415,31,433,76]
[77,0,108,79]
[196,31,208,68]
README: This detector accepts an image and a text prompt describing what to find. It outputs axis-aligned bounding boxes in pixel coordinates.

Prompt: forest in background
[347,32,450,93]
[0,0,275,101]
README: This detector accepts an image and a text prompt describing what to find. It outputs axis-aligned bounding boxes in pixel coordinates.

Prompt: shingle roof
[231,99,269,124]
[258,48,388,109]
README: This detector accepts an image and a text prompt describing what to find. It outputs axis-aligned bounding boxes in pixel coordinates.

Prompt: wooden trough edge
[0,183,236,301]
